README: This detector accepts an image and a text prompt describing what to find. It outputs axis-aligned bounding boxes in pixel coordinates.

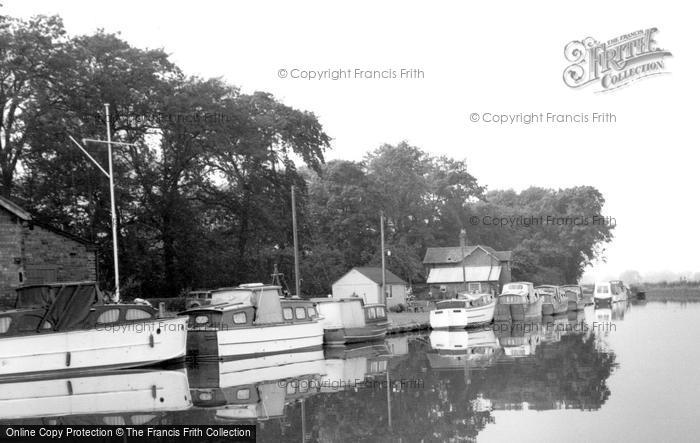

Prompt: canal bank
[387,311,430,334]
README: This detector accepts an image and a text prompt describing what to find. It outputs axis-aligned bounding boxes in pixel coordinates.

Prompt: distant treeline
[1,14,614,297]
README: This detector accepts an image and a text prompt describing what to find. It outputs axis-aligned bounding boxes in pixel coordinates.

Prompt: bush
[389,303,406,313]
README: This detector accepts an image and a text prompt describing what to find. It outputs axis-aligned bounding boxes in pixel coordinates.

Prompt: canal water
[2,301,699,442]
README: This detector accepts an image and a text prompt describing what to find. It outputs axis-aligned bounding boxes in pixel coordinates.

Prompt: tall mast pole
[105,104,120,302]
[380,212,386,305]
[460,229,467,292]
[291,185,301,297]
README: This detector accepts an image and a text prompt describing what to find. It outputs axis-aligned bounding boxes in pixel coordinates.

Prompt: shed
[0,195,97,306]
[331,267,407,308]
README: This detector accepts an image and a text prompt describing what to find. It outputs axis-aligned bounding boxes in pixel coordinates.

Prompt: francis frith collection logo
[563,28,672,92]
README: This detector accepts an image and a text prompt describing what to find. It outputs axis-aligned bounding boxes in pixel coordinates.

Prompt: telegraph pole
[291,185,301,297]
[380,212,386,305]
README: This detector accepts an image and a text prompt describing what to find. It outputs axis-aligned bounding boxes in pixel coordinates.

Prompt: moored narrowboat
[495,282,542,321]
[537,285,568,316]
[560,285,585,311]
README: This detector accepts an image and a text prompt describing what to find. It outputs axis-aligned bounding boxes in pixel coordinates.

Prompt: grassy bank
[644,287,700,302]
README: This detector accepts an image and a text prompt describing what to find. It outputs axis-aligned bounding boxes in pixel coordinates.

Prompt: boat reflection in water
[0,310,624,442]
[0,369,192,424]
[319,343,392,393]
[186,350,326,422]
[427,329,501,371]
[494,321,542,358]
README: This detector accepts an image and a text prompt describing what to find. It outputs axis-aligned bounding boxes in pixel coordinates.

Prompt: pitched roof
[0,195,32,220]
[0,195,94,246]
[423,245,512,264]
[426,265,502,283]
[352,267,406,285]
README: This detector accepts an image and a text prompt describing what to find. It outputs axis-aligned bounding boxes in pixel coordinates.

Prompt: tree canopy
[1,14,614,297]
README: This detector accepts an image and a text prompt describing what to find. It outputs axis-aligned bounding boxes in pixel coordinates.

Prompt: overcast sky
[4,0,698,280]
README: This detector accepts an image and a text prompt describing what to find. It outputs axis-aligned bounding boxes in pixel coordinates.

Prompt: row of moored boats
[429,280,631,329]
[0,281,389,380]
[0,279,632,380]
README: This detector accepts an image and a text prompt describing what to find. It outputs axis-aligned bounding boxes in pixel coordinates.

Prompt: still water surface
[2,301,699,442]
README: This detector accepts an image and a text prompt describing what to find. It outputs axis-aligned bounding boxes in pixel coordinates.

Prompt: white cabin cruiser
[180,284,324,360]
[593,281,613,305]
[0,281,188,380]
[430,292,496,329]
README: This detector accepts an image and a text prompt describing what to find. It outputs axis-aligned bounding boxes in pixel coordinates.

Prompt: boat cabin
[434,292,495,310]
[559,285,583,301]
[594,282,612,297]
[181,284,318,329]
[0,281,156,336]
[535,285,563,301]
[309,298,386,328]
[499,282,537,300]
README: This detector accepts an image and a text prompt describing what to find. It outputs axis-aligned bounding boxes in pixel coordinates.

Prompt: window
[295,307,306,319]
[236,389,251,400]
[596,286,610,294]
[468,282,482,293]
[17,315,43,332]
[367,308,376,319]
[307,307,317,318]
[125,309,152,321]
[283,308,294,320]
[376,307,386,318]
[386,285,393,298]
[97,309,120,324]
[233,312,247,324]
[0,317,11,334]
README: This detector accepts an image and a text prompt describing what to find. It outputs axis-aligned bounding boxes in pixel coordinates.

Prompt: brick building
[423,232,512,298]
[0,196,97,306]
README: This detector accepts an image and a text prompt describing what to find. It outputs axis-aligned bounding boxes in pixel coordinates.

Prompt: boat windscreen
[436,300,468,309]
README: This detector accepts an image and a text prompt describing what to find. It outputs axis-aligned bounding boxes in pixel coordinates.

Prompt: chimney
[459,229,467,249]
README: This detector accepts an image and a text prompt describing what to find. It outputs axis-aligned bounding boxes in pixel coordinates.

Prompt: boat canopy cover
[14,282,100,331]
[212,287,283,324]
[47,283,100,331]
[14,285,54,309]
[15,281,100,310]
[318,299,365,328]
[501,282,533,296]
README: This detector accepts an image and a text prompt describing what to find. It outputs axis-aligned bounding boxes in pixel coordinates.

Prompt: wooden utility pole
[460,229,467,291]
[380,212,386,305]
[291,186,301,297]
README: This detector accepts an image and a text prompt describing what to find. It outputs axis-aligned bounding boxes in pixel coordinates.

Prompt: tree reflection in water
[256,325,617,442]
